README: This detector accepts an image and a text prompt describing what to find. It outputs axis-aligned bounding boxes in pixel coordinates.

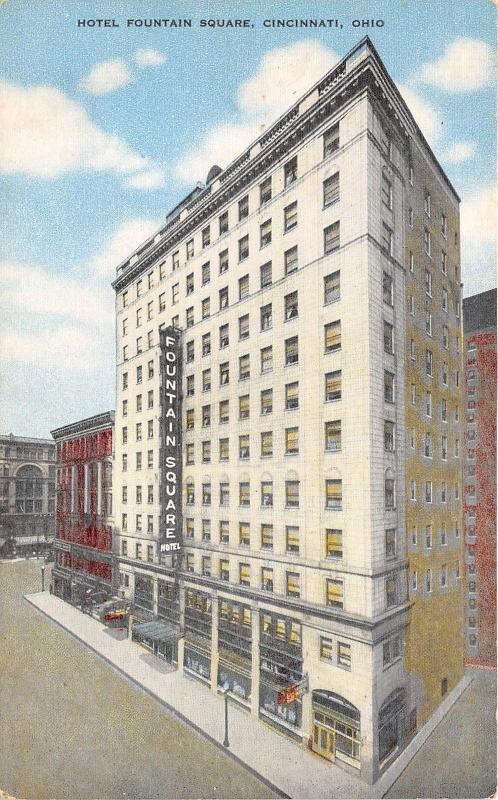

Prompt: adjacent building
[0,433,56,557]
[51,413,114,604]
[111,38,464,783]
[463,289,497,668]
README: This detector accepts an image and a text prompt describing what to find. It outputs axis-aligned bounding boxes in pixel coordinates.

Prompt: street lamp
[41,563,45,592]
[221,684,230,748]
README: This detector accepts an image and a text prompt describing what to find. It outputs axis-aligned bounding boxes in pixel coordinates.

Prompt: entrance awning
[133,620,181,644]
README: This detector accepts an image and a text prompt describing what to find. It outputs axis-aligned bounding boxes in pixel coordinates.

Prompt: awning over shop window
[133,620,181,644]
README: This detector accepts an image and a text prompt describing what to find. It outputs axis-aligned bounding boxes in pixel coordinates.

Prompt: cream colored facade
[111,38,463,783]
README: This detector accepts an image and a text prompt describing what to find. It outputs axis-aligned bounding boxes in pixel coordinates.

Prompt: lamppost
[41,563,45,592]
[221,685,230,747]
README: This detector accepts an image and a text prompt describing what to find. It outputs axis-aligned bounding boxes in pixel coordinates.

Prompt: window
[202,441,211,464]
[219,438,229,462]
[409,251,415,273]
[384,421,395,452]
[261,389,273,415]
[337,642,351,668]
[425,349,433,377]
[239,434,250,460]
[186,375,194,397]
[217,287,228,312]
[186,480,195,505]
[219,399,229,424]
[261,481,273,507]
[383,273,394,306]
[323,123,339,157]
[202,368,211,392]
[384,321,394,354]
[219,249,228,274]
[220,481,229,504]
[136,422,142,442]
[261,431,273,458]
[172,250,179,271]
[382,223,393,256]
[424,432,433,458]
[238,195,249,221]
[424,191,431,217]
[327,579,343,608]
[260,303,272,331]
[219,323,229,349]
[323,171,340,207]
[382,174,393,209]
[122,290,128,308]
[260,177,271,205]
[202,482,211,505]
[217,210,228,235]
[383,635,402,667]
[441,212,447,238]
[286,526,299,554]
[324,221,340,254]
[441,435,447,461]
[326,479,342,510]
[261,524,273,550]
[136,336,143,355]
[425,481,432,504]
[284,246,298,275]
[239,274,249,300]
[261,345,273,373]
[239,522,250,547]
[286,572,300,598]
[284,201,298,232]
[426,569,432,593]
[186,307,194,328]
[384,371,394,403]
[186,340,194,363]
[324,270,340,304]
[283,381,298,410]
[385,528,396,560]
[239,354,250,381]
[220,362,229,386]
[260,260,272,288]
[239,394,249,420]
[285,291,298,320]
[425,309,432,335]
[325,420,341,451]
[239,563,250,587]
[385,477,395,510]
[326,528,342,559]
[424,228,431,257]
[238,235,249,262]
[239,481,250,506]
[285,336,298,365]
[201,333,211,358]
[320,637,333,661]
[201,297,210,320]
[147,419,153,439]
[284,156,298,187]
[261,566,273,592]
[385,575,396,607]
[285,427,299,455]
[286,480,299,508]
[122,399,128,417]
[136,515,142,533]
[323,321,341,354]
[186,444,194,465]
[220,559,229,581]
[441,399,447,422]
[260,218,272,248]
[122,372,128,390]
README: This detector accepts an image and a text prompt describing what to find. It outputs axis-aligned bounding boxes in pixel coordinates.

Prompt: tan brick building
[110,38,464,783]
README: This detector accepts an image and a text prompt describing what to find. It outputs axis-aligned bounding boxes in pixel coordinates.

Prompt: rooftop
[463,288,497,334]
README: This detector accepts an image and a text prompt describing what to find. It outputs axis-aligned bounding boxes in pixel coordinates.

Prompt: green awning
[133,620,180,644]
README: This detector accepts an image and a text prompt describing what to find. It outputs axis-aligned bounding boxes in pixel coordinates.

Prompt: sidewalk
[24,591,471,800]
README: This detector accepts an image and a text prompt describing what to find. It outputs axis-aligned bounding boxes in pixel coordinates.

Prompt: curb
[23,594,289,800]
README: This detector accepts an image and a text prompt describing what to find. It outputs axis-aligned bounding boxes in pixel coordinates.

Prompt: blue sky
[0,0,496,437]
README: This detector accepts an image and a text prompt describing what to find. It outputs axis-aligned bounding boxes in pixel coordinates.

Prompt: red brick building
[51,412,114,605]
[463,289,496,668]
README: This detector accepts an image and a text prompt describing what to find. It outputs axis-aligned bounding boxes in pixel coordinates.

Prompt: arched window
[16,465,43,513]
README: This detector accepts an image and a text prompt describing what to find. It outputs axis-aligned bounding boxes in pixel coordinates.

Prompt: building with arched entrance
[0,434,56,557]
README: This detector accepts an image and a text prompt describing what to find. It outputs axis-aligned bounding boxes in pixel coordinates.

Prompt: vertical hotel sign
[159,326,182,553]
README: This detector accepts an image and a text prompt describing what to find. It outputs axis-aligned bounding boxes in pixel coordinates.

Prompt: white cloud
[124,168,166,189]
[0,217,160,374]
[441,141,476,164]
[417,38,495,92]
[89,218,160,276]
[460,185,497,296]
[133,49,166,67]
[238,40,339,119]
[0,80,149,178]
[79,58,133,95]
[396,84,443,144]
[175,40,339,183]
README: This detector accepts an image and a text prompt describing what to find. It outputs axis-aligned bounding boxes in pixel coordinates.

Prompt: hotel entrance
[312,690,361,769]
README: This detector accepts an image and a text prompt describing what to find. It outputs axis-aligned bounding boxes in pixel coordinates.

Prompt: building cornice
[111,37,459,295]
[51,411,115,442]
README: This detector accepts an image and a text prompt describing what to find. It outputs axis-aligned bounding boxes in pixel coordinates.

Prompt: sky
[0,0,496,437]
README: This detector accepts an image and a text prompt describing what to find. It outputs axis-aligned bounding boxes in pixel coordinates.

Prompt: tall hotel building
[112,38,464,783]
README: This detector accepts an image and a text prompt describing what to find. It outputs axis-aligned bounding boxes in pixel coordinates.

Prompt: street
[0,560,277,800]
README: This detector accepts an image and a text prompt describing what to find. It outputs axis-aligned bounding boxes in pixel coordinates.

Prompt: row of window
[410,563,459,593]
[180,478,343,510]
[121,420,154,445]
[410,523,460,548]
[120,124,341,308]
[408,478,459,504]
